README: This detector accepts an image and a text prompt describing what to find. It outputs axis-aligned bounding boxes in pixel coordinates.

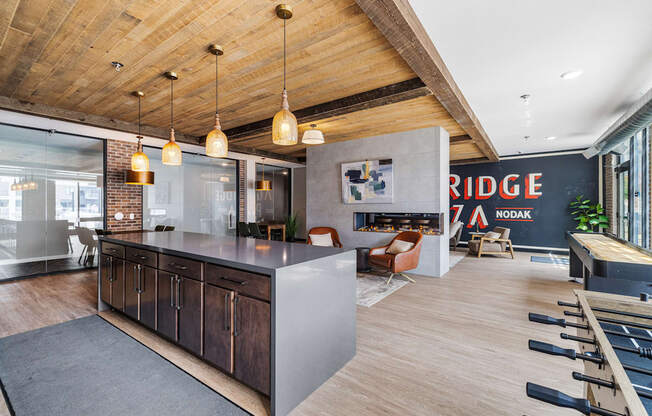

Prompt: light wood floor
[0,250,583,415]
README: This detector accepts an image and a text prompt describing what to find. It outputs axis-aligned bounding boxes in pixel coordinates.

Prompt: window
[0,124,104,280]
[142,148,238,236]
[614,126,650,248]
[255,164,290,223]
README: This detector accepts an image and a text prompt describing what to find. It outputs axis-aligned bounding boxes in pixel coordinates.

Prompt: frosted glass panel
[0,124,104,280]
[143,148,237,236]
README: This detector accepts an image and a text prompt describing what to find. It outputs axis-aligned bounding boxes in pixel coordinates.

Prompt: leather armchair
[369,231,423,284]
[307,227,343,248]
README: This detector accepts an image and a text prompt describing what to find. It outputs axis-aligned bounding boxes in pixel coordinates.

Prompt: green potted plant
[569,195,609,232]
[285,212,299,242]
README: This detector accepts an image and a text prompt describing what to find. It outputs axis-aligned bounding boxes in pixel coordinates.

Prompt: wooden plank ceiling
[0,0,495,163]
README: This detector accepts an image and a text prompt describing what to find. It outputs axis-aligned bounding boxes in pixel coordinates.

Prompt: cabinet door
[140,266,157,330]
[100,255,111,305]
[111,258,125,311]
[157,271,177,341]
[177,277,203,356]
[124,261,139,320]
[234,295,270,395]
[204,285,232,372]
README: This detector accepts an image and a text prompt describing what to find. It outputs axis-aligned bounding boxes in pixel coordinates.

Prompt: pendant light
[301,124,325,144]
[256,158,272,191]
[205,44,228,158]
[126,91,155,185]
[271,4,298,146]
[162,71,182,166]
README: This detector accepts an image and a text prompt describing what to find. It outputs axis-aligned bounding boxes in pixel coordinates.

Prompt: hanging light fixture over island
[125,90,155,185]
[205,44,228,158]
[271,4,298,146]
[162,71,182,166]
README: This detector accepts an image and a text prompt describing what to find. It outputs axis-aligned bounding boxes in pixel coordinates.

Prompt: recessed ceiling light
[560,70,583,80]
[544,136,557,141]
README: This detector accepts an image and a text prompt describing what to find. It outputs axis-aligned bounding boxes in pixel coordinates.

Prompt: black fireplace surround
[354,212,443,235]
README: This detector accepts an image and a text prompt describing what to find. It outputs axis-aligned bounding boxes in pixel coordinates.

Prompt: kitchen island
[97,231,356,416]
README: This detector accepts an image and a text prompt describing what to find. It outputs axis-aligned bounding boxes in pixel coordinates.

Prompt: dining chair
[248,223,266,239]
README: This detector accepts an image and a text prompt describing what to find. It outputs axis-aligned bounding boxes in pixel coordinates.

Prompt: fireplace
[353,212,443,235]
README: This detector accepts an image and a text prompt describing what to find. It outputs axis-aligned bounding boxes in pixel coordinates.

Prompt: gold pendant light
[206,44,229,158]
[162,71,182,166]
[256,158,272,191]
[272,4,298,146]
[126,91,155,185]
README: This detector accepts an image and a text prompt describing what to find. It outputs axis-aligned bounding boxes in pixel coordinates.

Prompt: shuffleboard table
[566,231,652,297]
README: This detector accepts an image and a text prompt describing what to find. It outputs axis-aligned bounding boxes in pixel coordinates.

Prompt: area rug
[449,250,467,269]
[0,315,249,416]
[531,255,570,265]
[357,273,408,307]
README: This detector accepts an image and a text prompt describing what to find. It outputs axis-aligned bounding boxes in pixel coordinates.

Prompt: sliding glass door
[0,124,104,280]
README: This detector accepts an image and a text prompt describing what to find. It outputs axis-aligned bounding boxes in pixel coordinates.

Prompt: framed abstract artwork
[341,159,393,204]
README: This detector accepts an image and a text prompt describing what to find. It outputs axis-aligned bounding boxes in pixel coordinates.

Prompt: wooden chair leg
[386,273,395,285]
[477,240,484,258]
[399,273,416,283]
[509,240,515,259]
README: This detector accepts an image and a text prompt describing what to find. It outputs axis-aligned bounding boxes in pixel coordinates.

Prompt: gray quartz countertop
[99,231,350,274]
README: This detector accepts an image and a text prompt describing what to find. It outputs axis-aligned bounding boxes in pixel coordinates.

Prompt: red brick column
[106,139,142,231]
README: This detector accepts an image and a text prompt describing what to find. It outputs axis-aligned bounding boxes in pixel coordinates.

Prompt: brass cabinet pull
[233,296,239,337]
[176,276,182,311]
[224,293,230,331]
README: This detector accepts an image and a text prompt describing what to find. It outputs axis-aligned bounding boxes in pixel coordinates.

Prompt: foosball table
[527,290,652,415]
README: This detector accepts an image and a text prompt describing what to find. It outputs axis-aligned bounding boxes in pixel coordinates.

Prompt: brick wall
[106,139,142,231]
[603,153,618,234]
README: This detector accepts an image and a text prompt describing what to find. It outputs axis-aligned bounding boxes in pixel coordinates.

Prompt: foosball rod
[531,339,652,377]
[559,300,652,321]
[529,312,652,343]
[561,333,652,359]
[571,372,652,400]
[526,382,625,416]
[563,310,652,331]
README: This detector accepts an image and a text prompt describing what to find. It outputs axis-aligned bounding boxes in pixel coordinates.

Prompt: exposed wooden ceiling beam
[223,78,431,143]
[450,134,473,144]
[0,95,302,164]
[355,0,499,162]
[450,156,489,165]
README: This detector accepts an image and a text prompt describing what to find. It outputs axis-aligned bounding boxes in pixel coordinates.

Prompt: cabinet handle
[107,257,113,282]
[169,262,188,271]
[135,254,148,261]
[170,274,176,308]
[176,276,182,311]
[233,296,239,337]
[224,293,230,331]
[133,265,138,293]
[219,277,247,286]
[137,264,143,294]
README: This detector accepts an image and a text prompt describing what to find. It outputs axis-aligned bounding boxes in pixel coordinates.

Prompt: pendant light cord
[137,95,141,137]
[215,52,219,113]
[170,78,174,129]
[283,18,286,90]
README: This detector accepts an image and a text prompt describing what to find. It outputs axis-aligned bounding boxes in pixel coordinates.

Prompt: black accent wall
[450,153,599,250]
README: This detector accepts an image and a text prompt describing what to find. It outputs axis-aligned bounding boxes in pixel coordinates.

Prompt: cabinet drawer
[159,253,202,280]
[126,247,157,268]
[206,264,270,302]
[101,242,124,258]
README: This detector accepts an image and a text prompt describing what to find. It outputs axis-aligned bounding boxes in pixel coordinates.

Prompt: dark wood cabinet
[140,266,157,330]
[234,294,271,395]
[177,277,203,356]
[100,254,124,310]
[204,284,233,372]
[157,271,177,341]
[124,261,139,320]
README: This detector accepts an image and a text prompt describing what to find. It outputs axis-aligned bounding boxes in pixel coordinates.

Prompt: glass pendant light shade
[162,128,182,166]
[206,114,228,157]
[131,137,149,171]
[272,90,298,145]
[301,124,324,144]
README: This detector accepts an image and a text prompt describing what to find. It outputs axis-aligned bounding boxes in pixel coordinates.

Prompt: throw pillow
[310,233,333,247]
[386,239,415,254]
[484,231,501,241]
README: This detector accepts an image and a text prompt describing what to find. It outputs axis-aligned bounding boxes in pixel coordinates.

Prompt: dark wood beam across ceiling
[355,0,499,162]
[221,78,431,143]
[0,95,302,164]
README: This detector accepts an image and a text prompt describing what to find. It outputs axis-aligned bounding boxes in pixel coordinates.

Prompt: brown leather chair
[307,227,343,248]
[368,231,423,285]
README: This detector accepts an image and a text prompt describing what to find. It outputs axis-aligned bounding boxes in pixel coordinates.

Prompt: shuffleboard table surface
[572,233,652,264]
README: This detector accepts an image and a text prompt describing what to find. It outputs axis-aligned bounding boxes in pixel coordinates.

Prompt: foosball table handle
[529,340,576,359]
[526,382,591,414]
[529,312,567,327]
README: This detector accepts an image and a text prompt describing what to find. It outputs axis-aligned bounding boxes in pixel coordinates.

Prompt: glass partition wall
[255,163,290,223]
[143,147,237,236]
[0,124,104,280]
